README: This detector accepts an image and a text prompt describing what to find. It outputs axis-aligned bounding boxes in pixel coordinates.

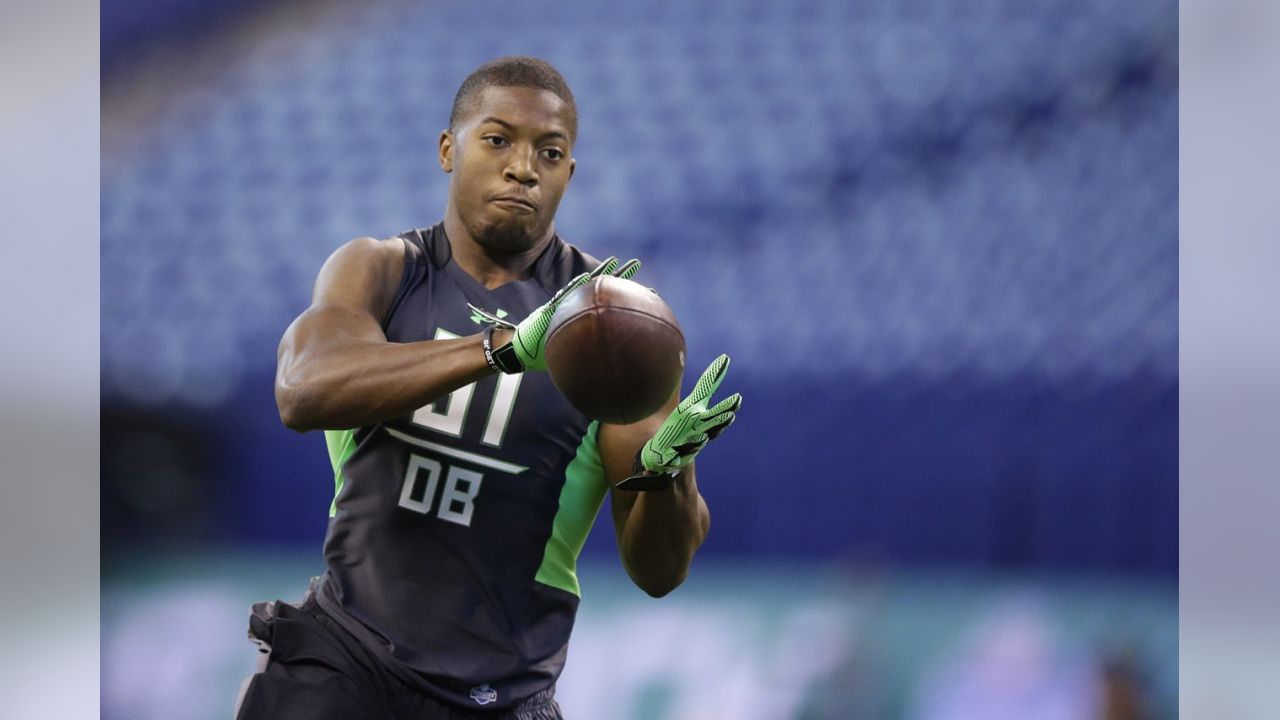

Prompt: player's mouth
[490,195,537,213]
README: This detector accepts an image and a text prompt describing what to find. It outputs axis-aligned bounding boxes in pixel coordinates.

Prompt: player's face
[440,86,576,256]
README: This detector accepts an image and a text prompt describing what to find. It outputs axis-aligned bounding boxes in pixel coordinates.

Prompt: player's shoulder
[306,233,425,326]
[331,234,406,266]
[315,234,412,304]
[329,230,432,279]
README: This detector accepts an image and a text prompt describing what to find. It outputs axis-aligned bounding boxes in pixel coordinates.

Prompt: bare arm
[275,236,510,432]
[600,393,711,598]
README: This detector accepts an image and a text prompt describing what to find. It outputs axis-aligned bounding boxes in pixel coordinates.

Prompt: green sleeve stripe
[535,421,609,597]
[325,429,358,517]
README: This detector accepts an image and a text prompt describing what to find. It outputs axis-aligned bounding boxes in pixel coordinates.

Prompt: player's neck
[442,210,554,290]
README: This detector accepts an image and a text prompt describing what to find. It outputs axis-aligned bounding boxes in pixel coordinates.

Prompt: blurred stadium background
[101,0,1177,717]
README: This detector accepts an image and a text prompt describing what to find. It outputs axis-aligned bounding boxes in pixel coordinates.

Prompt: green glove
[470,256,641,373]
[619,354,743,490]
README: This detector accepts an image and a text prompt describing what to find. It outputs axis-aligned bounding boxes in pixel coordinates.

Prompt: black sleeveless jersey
[313,223,610,710]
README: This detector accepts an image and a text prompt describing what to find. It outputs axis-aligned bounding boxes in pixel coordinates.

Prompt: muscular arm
[599,394,711,598]
[275,236,510,432]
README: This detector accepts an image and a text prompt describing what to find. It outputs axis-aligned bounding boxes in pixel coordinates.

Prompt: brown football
[544,276,685,424]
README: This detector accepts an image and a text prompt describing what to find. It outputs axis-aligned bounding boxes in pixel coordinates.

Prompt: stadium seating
[101,0,1178,573]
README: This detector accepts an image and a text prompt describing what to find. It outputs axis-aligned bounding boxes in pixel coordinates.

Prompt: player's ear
[567,157,575,182]
[439,130,455,173]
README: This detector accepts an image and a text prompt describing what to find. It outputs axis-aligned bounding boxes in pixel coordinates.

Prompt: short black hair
[449,56,578,140]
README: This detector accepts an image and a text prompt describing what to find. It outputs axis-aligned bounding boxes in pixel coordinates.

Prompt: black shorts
[234,588,564,720]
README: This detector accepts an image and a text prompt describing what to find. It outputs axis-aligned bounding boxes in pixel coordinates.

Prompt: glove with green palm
[618,354,743,491]
[471,256,641,373]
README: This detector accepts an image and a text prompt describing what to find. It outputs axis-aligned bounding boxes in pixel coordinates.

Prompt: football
[545,276,685,424]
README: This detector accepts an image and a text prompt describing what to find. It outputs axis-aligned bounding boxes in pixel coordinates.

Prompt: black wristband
[481,324,502,373]
[482,324,525,374]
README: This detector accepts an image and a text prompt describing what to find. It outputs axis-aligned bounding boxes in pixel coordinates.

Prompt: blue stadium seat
[102,0,1177,572]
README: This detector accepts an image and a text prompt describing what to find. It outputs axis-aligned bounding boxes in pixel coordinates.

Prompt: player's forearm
[276,331,507,432]
[618,470,710,597]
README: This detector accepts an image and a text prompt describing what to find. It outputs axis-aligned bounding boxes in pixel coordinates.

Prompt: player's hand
[619,354,742,490]
[470,256,641,372]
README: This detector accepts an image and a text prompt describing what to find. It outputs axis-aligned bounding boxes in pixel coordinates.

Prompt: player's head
[440,56,578,257]
[449,57,578,141]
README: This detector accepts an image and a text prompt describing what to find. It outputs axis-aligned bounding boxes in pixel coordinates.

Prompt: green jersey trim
[325,429,358,517]
[534,420,609,597]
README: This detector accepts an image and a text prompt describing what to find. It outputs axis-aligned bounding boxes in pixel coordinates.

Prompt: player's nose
[503,148,537,187]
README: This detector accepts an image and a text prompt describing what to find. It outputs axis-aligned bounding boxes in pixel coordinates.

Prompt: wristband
[482,324,525,374]
[481,324,502,373]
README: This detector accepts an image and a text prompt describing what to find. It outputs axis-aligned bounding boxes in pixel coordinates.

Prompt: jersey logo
[471,307,508,325]
[470,684,498,705]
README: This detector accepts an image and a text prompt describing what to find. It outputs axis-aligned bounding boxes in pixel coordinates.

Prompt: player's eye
[542,148,564,161]
[483,135,510,148]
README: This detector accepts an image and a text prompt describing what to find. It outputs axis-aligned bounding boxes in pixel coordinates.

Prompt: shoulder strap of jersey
[530,235,600,294]
[381,229,429,330]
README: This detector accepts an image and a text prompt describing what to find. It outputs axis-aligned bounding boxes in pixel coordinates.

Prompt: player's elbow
[276,392,311,433]
[276,379,322,432]
[633,568,688,598]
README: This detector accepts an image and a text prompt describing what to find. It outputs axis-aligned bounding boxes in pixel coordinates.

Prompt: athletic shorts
[233,587,564,720]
